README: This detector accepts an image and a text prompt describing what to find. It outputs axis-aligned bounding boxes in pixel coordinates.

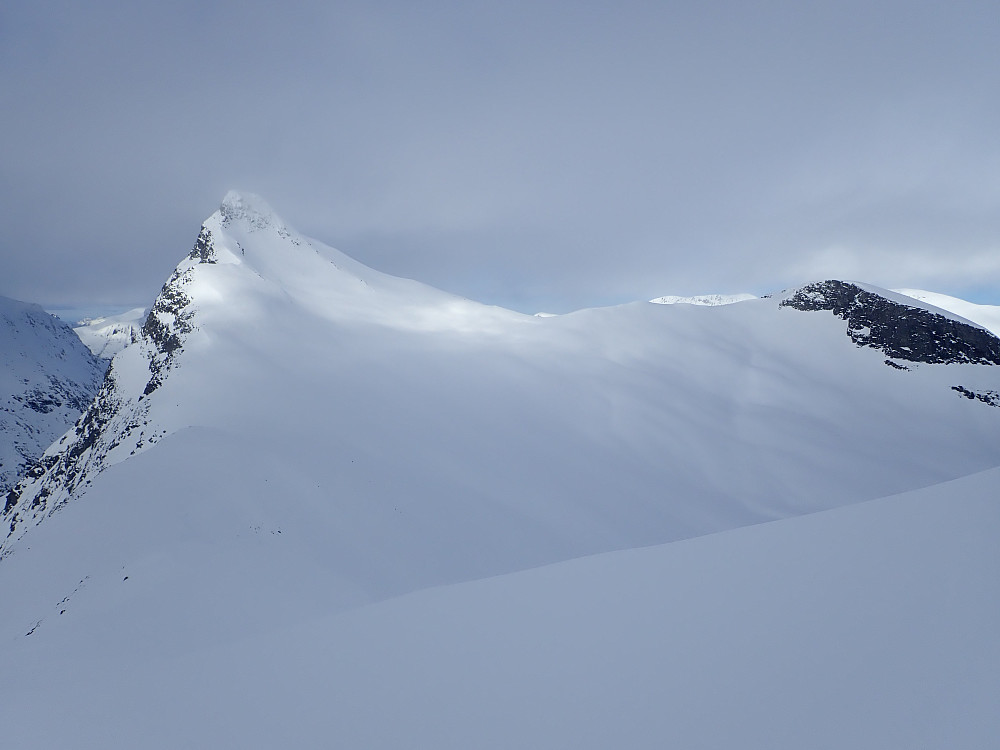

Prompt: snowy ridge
[74,308,145,359]
[650,292,756,306]
[894,288,1000,337]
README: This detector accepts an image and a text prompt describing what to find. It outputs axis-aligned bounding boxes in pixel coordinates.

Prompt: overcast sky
[2,0,998,313]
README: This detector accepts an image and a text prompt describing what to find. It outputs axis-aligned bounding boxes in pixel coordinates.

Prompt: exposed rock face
[0,297,105,498]
[188,226,217,264]
[951,386,1000,407]
[2,225,219,551]
[140,245,204,396]
[781,281,1000,366]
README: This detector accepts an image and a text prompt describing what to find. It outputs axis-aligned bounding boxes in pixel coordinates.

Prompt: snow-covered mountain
[73,307,146,359]
[650,292,756,305]
[894,287,1000,337]
[0,296,106,496]
[3,192,998,748]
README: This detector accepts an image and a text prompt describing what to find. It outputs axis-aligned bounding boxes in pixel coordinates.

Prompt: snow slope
[73,307,146,359]
[0,296,105,494]
[3,463,997,749]
[2,192,999,747]
[895,288,1000,337]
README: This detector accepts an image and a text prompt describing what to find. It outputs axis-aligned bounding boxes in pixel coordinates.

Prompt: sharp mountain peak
[218,190,283,233]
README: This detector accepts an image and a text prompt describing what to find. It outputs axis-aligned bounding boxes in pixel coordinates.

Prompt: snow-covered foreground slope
[0,296,105,494]
[2,193,999,746]
[73,307,145,359]
[3,466,997,749]
[895,288,1000,337]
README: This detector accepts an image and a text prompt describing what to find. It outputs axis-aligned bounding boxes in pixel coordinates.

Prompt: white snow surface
[895,288,1000,337]
[3,465,997,749]
[2,192,999,747]
[73,307,146,358]
[650,292,756,305]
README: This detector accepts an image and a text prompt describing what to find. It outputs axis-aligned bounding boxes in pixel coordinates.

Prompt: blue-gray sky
[2,0,998,313]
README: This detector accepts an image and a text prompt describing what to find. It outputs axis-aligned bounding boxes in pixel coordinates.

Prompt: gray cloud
[2,0,998,312]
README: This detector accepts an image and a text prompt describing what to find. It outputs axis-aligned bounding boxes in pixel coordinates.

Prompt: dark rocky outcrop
[188,226,217,264]
[951,385,1000,407]
[781,281,1000,365]
[140,225,216,396]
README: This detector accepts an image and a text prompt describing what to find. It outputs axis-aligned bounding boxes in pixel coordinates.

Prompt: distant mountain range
[650,292,757,305]
[73,308,146,359]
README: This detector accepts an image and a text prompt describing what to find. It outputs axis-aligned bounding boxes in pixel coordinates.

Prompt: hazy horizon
[3,2,998,313]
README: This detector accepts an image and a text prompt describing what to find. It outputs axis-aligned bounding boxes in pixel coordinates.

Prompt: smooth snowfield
[3,467,998,749]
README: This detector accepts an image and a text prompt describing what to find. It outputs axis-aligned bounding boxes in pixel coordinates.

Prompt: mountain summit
[219,189,280,230]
